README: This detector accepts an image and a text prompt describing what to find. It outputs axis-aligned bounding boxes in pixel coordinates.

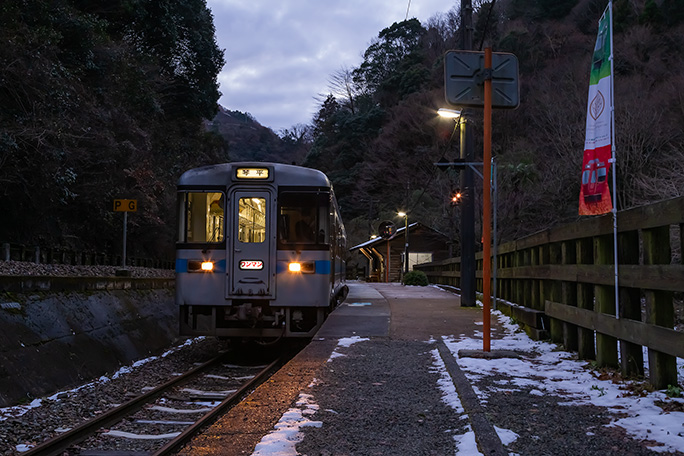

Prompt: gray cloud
[207,0,455,131]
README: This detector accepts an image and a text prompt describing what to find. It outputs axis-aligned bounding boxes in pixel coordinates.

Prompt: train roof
[177,162,332,188]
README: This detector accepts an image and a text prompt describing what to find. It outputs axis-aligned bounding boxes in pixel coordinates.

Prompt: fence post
[514,249,523,305]
[561,241,578,351]
[643,225,677,389]
[576,238,595,360]
[547,243,563,343]
[618,230,643,377]
[34,246,40,264]
[2,243,9,261]
[530,247,541,310]
[594,234,618,368]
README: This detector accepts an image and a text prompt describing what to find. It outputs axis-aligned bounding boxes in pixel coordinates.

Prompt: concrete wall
[0,287,177,407]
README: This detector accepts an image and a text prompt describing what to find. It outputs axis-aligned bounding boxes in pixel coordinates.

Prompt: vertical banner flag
[580,4,613,216]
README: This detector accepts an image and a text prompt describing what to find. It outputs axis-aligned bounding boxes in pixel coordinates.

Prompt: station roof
[350,222,423,251]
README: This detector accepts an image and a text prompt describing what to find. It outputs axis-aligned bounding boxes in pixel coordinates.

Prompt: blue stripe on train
[315,260,331,274]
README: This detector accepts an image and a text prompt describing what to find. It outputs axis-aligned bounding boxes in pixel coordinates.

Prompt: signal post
[113,199,137,270]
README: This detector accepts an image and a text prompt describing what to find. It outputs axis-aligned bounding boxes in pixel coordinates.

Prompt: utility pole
[459,0,476,307]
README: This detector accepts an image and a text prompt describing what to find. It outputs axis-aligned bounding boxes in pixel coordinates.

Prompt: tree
[352,19,428,105]
[0,0,225,256]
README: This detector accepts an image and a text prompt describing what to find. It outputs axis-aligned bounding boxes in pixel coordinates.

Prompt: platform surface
[180,282,668,456]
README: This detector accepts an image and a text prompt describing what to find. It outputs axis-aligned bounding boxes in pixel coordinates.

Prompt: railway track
[22,352,287,456]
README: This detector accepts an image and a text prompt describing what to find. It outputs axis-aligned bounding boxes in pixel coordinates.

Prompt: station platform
[179,282,674,456]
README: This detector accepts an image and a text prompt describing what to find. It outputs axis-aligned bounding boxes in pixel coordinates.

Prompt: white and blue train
[176,162,347,341]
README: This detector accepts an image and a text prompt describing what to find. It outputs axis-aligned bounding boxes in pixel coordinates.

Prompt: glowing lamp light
[288,262,302,272]
[438,108,462,119]
[201,261,214,271]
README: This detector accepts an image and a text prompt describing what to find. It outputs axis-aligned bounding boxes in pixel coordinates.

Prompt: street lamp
[438,108,462,119]
[438,107,476,308]
[397,211,409,273]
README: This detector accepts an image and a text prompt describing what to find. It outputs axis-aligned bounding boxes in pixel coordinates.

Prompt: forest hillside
[1,0,682,259]
[303,0,684,250]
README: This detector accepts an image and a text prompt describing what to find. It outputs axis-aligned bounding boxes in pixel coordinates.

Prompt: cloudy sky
[206,1,458,132]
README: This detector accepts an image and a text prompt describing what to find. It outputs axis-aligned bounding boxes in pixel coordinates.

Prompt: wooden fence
[415,196,684,389]
[1,242,174,269]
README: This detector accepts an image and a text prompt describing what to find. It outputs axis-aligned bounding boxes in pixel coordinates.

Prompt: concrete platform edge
[437,339,507,456]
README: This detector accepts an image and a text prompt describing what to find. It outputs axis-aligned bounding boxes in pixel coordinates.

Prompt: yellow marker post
[113,199,137,268]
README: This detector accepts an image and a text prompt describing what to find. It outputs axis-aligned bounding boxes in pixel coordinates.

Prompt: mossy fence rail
[414,196,684,389]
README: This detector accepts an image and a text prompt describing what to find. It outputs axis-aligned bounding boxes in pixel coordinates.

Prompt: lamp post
[398,211,409,274]
[437,108,476,308]
[437,108,499,352]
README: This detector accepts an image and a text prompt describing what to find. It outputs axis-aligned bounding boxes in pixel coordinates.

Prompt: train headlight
[201,261,214,272]
[288,261,315,273]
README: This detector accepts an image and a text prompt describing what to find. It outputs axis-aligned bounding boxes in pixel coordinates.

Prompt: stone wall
[0,287,177,407]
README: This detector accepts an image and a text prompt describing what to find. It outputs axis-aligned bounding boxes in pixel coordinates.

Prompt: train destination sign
[113,199,137,212]
[240,260,264,270]
[236,167,270,179]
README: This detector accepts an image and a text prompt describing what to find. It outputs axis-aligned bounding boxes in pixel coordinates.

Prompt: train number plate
[239,260,263,270]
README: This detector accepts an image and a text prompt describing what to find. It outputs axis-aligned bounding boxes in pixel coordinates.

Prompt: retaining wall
[0,283,177,407]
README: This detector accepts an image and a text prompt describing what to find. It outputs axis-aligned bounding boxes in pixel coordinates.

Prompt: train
[175,162,348,342]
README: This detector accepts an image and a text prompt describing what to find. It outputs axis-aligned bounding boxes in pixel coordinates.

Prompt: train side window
[278,192,330,247]
[180,192,224,243]
[238,197,266,243]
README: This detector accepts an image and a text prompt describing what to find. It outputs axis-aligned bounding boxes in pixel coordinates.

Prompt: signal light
[201,261,214,271]
[450,188,463,206]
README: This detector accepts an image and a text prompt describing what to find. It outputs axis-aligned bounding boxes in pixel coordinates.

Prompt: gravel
[294,337,673,456]
[0,260,174,278]
[473,371,662,456]
[297,339,468,456]
[0,337,227,455]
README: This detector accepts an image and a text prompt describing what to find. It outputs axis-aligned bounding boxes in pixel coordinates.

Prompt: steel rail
[22,352,229,456]
[153,356,284,455]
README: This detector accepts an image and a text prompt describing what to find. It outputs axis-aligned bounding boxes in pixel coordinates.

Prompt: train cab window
[238,197,266,243]
[278,192,330,248]
[180,192,224,243]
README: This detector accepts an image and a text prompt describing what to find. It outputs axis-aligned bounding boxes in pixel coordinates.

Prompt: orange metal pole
[482,47,493,352]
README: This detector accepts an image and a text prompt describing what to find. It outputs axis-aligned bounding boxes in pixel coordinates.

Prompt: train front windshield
[278,192,330,248]
[178,192,225,243]
[238,197,266,243]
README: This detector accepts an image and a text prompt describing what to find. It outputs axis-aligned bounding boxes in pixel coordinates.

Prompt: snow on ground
[0,337,204,423]
[327,335,369,361]
[430,346,484,455]
[250,394,322,456]
[250,313,684,455]
[249,338,372,456]
[443,309,684,454]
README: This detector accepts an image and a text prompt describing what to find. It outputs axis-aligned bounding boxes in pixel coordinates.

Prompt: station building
[350,222,451,283]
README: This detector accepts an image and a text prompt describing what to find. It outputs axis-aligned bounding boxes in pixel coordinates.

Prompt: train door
[227,191,275,298]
